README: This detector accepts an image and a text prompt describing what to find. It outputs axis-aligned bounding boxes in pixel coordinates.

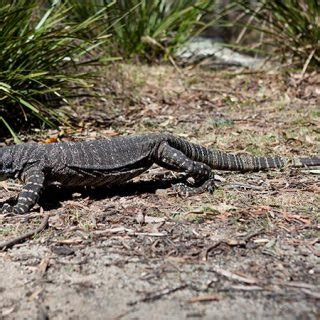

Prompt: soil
[0,65,319,319]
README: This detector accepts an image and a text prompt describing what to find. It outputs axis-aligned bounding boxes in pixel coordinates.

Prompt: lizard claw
[1,203,14,214]
[172,183,191,197]
[173,178,216,197]
[204,179,216,194]
[1,203,27,215]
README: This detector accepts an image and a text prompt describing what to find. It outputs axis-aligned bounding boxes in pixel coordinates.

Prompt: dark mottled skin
[0,133,319,214]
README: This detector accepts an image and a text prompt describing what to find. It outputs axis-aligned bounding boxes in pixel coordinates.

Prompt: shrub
[236,0,320,68]
[0,0,107,141]
[68,0,216,60]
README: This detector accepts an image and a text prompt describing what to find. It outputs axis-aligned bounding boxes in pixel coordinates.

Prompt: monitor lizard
[0,132,319,214]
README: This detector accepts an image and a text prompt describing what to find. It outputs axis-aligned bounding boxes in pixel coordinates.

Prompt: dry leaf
[38,257,50,276]
[2,307,15,316]
[42,137,58,144]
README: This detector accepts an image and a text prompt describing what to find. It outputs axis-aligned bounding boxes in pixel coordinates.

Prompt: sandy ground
[0,65,319,319]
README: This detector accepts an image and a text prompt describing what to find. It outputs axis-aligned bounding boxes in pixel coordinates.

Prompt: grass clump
[236,0,320,68]
[68,0,216,61]
[0,0,108,141]
[0,0,219,140]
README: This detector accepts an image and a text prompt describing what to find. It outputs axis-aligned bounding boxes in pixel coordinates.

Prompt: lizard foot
[1,203,26,215]
[1,203,14,214]
[173,178,216,197]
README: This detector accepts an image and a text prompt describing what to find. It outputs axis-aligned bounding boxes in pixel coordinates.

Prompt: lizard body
[0,132,319,214]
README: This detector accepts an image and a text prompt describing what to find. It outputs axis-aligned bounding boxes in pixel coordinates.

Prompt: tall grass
[0,0,108,141]
[236,0,320,68]
[68,0,216,60]
[0,0,220,140]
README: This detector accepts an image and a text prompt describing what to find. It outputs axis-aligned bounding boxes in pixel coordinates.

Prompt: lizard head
[0,147,15,180]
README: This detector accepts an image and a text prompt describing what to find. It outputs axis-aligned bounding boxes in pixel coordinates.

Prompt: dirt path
[0,65,319,319]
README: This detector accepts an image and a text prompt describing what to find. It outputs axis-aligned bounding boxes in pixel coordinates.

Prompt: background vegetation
[236,0,319,68]
[68,0,216,59]
[0,0,109,141]
[0,0,318,141]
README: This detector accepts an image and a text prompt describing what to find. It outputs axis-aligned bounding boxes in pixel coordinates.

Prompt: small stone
[155,189,168,196]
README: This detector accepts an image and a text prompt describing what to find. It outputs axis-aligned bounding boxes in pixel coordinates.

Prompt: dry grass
[0,64,319,319]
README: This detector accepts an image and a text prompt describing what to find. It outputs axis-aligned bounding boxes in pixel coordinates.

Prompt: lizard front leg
[1,169,45,214]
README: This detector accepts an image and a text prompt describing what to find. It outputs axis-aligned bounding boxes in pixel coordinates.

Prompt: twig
[210,265,257,284]
[225,183,264,191]
[93,226,133,235]
[228,285,263,291]
[204,240,243,260]
[300,48,316,81]
[190,86,235,95]
[236,4,263,44]
[204,228,265,260]
[0,214,49,251]
[128,284,188,305]
[281,281,317,290]
[204,239,248,261]
[300,289,320,299]
[141,36,182,74]
[111,310,134,320]
[93,227,167,238]
[204,241,224,260]
[242,227,265,242]
[187,294,221,303]
[128,232,167,237]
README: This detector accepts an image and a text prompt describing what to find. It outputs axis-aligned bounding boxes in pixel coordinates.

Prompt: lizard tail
[168,136,320,172]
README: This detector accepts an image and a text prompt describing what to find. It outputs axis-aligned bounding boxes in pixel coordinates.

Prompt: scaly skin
[0,133,319,214]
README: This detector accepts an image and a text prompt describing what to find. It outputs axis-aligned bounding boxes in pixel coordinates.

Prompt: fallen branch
[0,213,49,251]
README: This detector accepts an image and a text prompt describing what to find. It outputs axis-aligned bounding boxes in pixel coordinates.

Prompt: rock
[175,37,266,69]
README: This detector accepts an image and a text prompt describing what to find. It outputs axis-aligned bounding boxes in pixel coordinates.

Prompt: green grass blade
[0,116,21,144]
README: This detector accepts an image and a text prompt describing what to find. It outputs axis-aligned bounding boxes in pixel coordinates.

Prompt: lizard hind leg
[154,142,215,196]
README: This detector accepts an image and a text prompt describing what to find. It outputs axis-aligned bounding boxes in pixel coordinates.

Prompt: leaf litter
[0,64,319,319]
